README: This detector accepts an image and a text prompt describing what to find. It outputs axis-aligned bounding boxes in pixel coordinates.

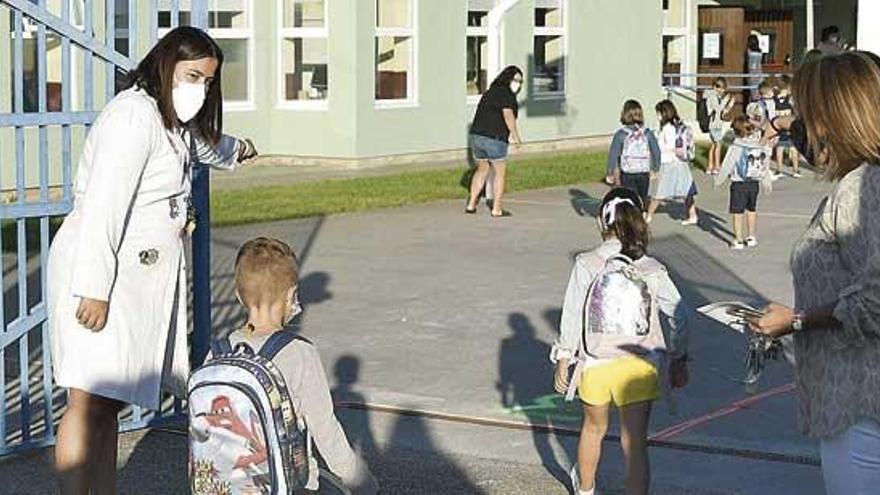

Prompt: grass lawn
[211,151,608,226]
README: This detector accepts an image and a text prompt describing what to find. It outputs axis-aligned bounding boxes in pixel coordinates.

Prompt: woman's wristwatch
[791,312,806,332]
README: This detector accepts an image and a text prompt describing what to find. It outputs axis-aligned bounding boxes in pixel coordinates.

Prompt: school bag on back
[674,123,696,162]
[696,97,711,133]
[620,127,652,174]
[735,145,771,181]
[189,330,312,495]
[581,254,654,359]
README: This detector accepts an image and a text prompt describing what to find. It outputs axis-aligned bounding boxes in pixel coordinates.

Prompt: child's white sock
[579,488,595,495]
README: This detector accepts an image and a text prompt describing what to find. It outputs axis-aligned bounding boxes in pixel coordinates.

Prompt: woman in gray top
[750,52,880,495]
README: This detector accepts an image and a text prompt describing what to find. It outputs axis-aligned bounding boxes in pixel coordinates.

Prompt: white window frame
[532,0,567,100]
[157,0,256,111]
[374,0,418,109]
[466,4,490,106]
[277,0,330,111]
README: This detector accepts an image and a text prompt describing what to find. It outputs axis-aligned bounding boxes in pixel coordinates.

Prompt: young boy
[773,76,801,178]
[716,116,771,250]
[228,237,378,494]
[746,81,776,132]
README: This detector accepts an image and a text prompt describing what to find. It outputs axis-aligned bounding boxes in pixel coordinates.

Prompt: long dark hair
[125,26,224,144]
[655,99,681,127]
[490,65,523,91]
[600,188,649,260]
[747,34,760,53]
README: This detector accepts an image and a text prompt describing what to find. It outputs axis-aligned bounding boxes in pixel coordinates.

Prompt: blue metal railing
[0,0,213,455]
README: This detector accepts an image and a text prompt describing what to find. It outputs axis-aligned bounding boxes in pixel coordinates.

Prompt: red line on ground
[649,382,796,442]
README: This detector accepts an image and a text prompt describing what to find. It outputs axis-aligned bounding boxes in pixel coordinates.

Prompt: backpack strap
[211,333,233,356]
[609,253,634,265]
[259,329,310,360]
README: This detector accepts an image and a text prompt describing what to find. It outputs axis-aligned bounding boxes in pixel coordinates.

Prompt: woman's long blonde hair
[793,51,880,180]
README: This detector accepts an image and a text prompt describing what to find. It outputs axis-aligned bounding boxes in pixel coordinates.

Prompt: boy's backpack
[581,255,654,359]
[735,145,771,181]
[620,127,652,174]
[188,330,312,495]
[674,123,696,162]
[696,97,711,133]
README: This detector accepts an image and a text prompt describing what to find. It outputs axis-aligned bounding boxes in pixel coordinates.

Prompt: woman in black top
[466,66,524,217]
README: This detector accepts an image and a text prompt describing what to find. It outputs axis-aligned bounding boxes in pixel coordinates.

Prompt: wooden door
[698,7,746,82]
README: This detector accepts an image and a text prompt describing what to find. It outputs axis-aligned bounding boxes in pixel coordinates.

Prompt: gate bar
[12,7,31,446]
[61,0,73,205]
[190,0,211,368]
[37,0,55,443]
[2,0,131,70]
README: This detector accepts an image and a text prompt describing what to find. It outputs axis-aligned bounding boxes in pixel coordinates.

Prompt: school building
[205,0,666,163]
[1,0,665,173]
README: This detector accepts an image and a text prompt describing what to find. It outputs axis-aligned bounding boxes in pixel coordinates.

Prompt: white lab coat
[47,88,240,410]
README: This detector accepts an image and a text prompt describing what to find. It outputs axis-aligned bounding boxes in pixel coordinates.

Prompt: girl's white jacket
[48,88,241,409]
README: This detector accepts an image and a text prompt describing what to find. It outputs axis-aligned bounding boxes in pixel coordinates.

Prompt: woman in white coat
[47,27,256,493]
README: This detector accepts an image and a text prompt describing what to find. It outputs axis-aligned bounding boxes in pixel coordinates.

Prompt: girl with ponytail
[550,188,692,495]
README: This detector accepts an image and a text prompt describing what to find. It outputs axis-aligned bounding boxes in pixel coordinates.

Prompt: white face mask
[284,290,303,325]
[510,81,522,94]
[172,81,206,123]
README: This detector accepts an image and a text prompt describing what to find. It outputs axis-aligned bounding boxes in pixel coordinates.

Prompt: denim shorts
[470,133,509,161]
[709,127,726,143]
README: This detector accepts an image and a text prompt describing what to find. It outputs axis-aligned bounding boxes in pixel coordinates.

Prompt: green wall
[1,0,665,170]
[227,0,664,160]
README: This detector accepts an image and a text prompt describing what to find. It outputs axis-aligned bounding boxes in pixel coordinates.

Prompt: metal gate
[0,0,212,456]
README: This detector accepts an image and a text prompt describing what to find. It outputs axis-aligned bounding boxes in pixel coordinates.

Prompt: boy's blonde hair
[732,114,756,138]
[758,80,775,96]
[620,99,644,126]
[235,237,299,309]
[776,75,792,93]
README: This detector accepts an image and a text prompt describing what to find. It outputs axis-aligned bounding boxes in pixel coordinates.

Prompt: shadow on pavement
[568,188,602,218]
[332,355,487,494]
[497,312,572,490]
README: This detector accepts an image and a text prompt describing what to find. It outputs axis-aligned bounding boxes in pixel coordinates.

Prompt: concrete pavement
[0,165,831,494]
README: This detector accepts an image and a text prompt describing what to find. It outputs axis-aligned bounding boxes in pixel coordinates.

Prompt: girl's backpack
[674,123,696,162]
[562,253,669,403]
[620,127,652,174]
[581,255,654,359]
[188,331,312,495]
[696,97,711,133]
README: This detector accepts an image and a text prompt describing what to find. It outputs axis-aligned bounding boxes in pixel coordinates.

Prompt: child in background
[222,237,378,494]
[746,80,776,133]
[716,116,772,250]
[646,100,699,225]
[706,77,735,175]
[606,100,661,208]
[773,76,801,178]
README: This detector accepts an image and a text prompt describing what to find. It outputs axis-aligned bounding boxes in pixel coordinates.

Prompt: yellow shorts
[578,356,660,407]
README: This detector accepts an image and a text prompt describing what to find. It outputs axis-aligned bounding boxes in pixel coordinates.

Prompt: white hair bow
[602,197,635,227]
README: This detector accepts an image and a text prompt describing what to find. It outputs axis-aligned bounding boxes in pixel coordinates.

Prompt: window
[533,0,565,96]
[375,0,416,105]
[158,0,254,108]
[466,0,491,101]
[279,0,328,108]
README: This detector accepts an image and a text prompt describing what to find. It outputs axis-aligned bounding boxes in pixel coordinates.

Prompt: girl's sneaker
[681,217,698,226]
[745,236,758,247]
[792,172,803,178]
[730,240,746,250]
